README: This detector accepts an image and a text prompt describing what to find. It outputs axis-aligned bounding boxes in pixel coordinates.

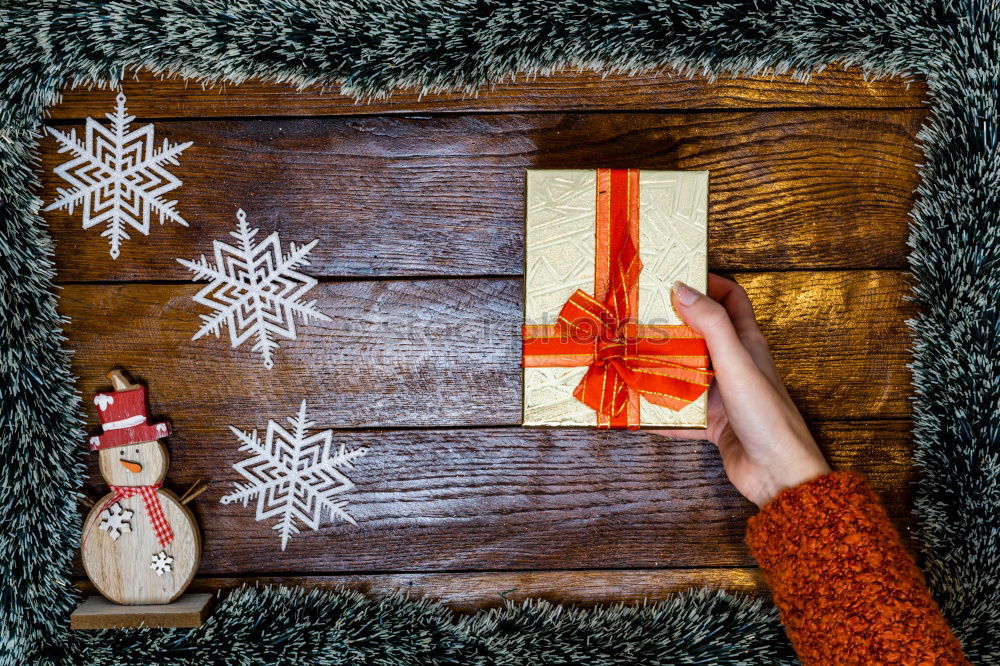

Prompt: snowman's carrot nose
[120,459,143,473]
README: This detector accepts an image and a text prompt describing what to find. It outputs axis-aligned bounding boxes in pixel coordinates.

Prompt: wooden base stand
[71,593,214,629]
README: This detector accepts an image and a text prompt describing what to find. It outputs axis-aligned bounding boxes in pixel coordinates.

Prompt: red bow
[522,168,712,429]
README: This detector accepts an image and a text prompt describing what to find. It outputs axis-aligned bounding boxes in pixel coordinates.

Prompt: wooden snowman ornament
[81,370,201,605]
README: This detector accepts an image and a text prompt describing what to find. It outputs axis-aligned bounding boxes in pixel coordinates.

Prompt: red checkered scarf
[102,484,174,548]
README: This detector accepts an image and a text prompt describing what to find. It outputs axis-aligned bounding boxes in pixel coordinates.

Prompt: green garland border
[2,1,996,664]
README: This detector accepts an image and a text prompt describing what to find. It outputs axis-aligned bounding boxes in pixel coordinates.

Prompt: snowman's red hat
[89,384,171,451]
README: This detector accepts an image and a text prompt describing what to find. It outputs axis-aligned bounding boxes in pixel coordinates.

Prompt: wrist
[759,453,831,507]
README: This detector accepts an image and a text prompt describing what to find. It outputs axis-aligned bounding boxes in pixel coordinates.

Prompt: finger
[706,274,786,394]
[671,281,767,389]
[707,274,762,341]
[708,274,771,361]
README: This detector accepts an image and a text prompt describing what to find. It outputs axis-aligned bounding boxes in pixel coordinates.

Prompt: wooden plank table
[45,68,927,610]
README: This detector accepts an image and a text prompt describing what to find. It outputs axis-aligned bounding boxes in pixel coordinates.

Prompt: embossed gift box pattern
[522,169,710,428]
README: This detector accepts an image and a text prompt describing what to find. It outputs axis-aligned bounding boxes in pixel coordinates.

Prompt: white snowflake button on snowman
[150,551,174,576]
[98,502,133,541]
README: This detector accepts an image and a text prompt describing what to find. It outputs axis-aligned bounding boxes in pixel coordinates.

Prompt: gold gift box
[522,169,709,428]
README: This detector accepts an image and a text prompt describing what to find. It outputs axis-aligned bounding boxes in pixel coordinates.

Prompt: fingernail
[672,281,701,306]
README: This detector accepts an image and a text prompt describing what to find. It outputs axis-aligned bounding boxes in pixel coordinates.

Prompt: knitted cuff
[746,471,967,665]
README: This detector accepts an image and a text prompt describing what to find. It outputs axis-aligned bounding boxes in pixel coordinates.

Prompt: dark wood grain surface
[75,421,914,575]
[78,568,769,612]
[49,69,926,120]
[60,271,914,427]
[47,68,923,608]
[42,111,924,281]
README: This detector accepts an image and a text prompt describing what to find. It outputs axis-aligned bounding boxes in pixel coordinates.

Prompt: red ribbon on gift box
[521,168,713,429]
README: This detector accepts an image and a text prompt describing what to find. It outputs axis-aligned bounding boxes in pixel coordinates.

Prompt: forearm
[746,471,967,665]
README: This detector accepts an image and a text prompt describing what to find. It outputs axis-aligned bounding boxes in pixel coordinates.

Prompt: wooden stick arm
[179,479,210,505]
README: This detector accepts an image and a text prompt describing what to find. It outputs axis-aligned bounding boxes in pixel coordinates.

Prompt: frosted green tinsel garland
[1,1,996,664]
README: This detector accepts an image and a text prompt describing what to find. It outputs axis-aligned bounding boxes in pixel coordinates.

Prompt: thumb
[671,281,759,382]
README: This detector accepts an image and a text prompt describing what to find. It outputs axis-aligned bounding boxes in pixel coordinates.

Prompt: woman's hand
[655,274,830,507]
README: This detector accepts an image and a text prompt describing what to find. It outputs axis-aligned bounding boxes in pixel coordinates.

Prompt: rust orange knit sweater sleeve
[746,471,967,665]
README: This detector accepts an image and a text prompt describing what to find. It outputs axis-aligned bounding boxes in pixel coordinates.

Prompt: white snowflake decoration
[98,502,133,541]
[44,92,192,259]
[176,209,331,369]
[220,400,368,551]
[150,550,173,576]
